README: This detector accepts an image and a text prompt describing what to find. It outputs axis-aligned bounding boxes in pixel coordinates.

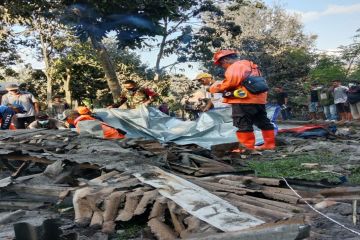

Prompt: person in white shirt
[1,83,39,129]
[194,73,230,112]
[333,80,351,122]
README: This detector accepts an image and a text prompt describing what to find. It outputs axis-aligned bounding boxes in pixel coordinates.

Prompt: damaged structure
[0,126,359,239]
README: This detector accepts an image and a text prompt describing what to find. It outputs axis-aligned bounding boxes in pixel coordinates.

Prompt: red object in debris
[9,123,16,130]
[278,125,326,134]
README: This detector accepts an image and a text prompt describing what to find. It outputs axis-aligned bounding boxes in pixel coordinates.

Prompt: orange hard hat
[213,49,237,65]
[77,106,91,115]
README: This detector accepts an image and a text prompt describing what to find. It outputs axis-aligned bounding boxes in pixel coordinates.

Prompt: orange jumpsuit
[209,60,267,104]
[209,60,273,133]
[74,115,125,139]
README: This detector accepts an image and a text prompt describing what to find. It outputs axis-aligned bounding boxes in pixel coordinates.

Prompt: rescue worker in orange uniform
[77,106,104,122]
[64,110,126,139]
[209,50,275,152]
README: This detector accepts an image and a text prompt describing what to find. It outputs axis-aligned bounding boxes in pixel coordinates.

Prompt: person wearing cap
[209,49,275,152]
[28,112,67,129]
[63,110,126,139]
[0,104,26,130]
[194,73,230,112]
[61,109,78,128]
[1,83,39,129]
[77,106,103,122]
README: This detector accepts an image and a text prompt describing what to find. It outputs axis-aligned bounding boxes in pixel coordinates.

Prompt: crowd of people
[1,49,359,153]
[0,83,126,139]
[274,80,360,123]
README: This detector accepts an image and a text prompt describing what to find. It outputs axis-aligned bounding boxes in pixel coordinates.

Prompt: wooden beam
[223,193,293,220]
[3,155,52,165]
[6,183,75,197]
[262,191,300,204]
[3,155,99,170]
[320,187,360,197]
[227,194,304,214]
[0,200,45,210]
[186,223,310,240]
[11,161,30,178]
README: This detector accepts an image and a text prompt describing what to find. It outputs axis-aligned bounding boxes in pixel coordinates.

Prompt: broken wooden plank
[0,200,45,210]
[169,165,197,175]
[90,210,104,229]
[102,191,126,234]
[186,222,310,240]
[149,197,168,221]
[222,193,294,220]
[230,194,304,213]
[218,179,247,188]
[262,191,300,204]
[11,161,30,178]
[116,188,144,221]
[189,179,248,195]
[73,187,115,227]
[6,183,75,197]
[2,155,53,165]
[186,153,234,170]
[90,171,119,184]
[320,187,360,197]
[322,196,360,201]
[134,189,159,216]
[206,175,281,186]
[180,216,202,238]
[167,201,186,235]
[148,217,178,240]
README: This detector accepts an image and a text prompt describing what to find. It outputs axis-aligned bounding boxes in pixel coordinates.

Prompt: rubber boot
[256,130,276,150]
[232,131,255,153]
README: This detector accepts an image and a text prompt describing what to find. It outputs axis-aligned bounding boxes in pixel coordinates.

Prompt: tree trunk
[39,31,52,107]
[64,67,72,107]
[89,35,121,101]
[155,18,169,74]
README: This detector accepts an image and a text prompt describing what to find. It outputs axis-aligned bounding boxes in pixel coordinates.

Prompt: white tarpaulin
[134,166,265,232]
[94,105,280,149]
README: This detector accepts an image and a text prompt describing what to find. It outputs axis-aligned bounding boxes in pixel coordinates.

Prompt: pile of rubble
[0,129,359,239]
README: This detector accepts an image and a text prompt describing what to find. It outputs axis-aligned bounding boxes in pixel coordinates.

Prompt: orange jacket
[74,115,125,139]
[209,60,267,104]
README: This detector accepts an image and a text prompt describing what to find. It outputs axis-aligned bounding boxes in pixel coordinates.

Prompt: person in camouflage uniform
[111,80,158,109]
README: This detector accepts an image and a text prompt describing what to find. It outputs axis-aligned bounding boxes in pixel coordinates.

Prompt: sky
[137,0,360,79]
[266,0,360,50]
[19,1,360,79]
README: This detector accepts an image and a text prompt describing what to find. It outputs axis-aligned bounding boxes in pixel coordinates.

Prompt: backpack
[241,63,269,94]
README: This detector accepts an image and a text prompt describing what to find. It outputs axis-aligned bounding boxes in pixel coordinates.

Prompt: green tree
[147,0,242,75]
[51,41,109,107]
[0,24,19,80]
[189,3,317,110]
[348,65,360,82]
[309,55,347,85]
[340,29,360,78]
[0,0,73,104]
[50,37,156,107]
[196,3,316,84]
[60,0,208,100]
